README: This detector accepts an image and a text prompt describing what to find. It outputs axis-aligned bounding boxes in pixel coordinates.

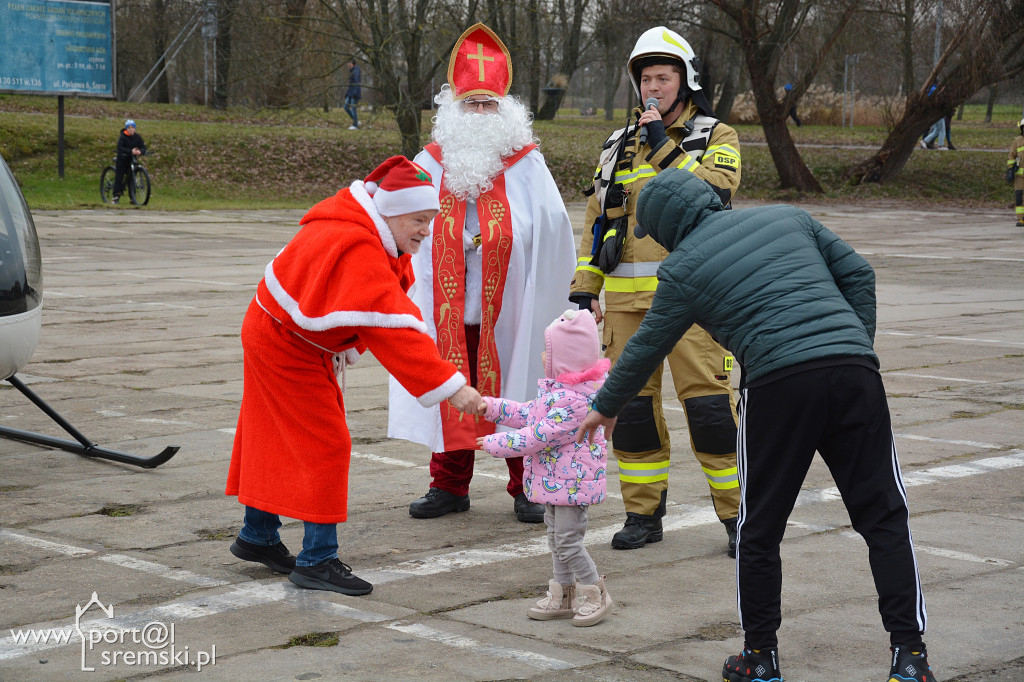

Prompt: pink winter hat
[544,309,602,381]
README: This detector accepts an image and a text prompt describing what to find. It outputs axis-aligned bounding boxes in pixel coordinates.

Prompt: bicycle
[100,154,151,206]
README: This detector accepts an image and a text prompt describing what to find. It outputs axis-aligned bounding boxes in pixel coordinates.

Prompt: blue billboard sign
[0,0,114,97]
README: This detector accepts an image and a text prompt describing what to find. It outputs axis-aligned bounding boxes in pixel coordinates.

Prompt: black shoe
[229,537,296,574]
[513,493,544,523]
[723,517,737,558]
[947,143,956,150]
[722,646,783,682]
[289,558,373,595]
[888,643,935,682]
[611,513,663,549]
[409,487,470,518]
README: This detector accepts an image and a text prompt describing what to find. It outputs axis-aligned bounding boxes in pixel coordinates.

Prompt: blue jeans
[239,506,338,567]
[923,118,945,146]
[344,96,359,127]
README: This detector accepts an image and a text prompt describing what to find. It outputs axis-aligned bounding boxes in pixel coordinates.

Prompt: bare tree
[213,0,238,110]
[534,0,593,119]
[709,0,863,193]
[292,0,486,158]
[850,0,1024,184]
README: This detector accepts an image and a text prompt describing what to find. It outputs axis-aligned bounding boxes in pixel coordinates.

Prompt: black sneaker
[724,517,737,558]
[229,537,296,574]
[513,493,544,523]
[409,487,470,518]
[888,644,936,682]
[289,558,373,595]
[722,646,783,682]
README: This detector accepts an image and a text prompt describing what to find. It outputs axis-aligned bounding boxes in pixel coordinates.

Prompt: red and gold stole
[425,142,536,450]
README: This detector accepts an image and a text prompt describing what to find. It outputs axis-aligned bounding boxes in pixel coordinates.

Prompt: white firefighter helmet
[627,26,713,115]
[1019,117,1024,133]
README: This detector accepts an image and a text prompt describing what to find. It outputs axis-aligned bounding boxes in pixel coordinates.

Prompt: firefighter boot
[611,490,666,549]
[724,517,737,558]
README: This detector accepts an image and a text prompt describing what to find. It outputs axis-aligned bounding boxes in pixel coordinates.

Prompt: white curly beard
[431,85,536,201]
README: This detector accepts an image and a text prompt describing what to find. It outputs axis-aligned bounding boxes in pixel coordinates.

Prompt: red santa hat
[363,156,440,217]
[447,23,512,101]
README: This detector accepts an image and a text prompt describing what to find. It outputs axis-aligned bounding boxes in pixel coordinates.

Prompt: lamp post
[842,54,860,128]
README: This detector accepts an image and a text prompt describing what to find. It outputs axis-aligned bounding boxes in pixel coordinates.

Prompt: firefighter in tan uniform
[1008,117,1024,226]
[569,26,741,554]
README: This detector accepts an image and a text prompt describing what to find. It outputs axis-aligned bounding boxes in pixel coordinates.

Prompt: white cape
[387,147,578,452]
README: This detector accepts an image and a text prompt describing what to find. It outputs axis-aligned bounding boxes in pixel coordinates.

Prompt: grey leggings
[545,503,600,585]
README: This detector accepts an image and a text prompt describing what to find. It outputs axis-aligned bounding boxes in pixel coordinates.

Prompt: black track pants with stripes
[735,364,926,649]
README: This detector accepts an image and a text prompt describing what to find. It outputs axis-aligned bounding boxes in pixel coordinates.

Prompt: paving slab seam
[878,330,1024,348]
[384,622,583,671]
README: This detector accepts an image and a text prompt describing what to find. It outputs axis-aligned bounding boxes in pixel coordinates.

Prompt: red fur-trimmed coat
[226,182,465,523]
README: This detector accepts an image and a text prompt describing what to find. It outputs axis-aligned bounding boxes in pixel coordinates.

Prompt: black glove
[645,119,667,149]
[1007,165,1017,185]
[569,293,597,311]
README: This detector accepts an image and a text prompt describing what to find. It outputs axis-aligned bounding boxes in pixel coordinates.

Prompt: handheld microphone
[638,97,659,147]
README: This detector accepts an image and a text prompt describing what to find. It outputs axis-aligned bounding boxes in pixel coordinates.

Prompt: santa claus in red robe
[387,23,578,523]
[226,156,482,596]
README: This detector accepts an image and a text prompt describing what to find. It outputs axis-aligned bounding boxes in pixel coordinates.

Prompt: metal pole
[842,56,848,128]
[850,56,856,128]
[57,95,65,179]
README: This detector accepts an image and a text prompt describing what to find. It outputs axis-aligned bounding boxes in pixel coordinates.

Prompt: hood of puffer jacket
[635,169,724,251]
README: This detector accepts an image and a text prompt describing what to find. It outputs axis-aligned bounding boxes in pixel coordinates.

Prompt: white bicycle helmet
[627,26,713,115]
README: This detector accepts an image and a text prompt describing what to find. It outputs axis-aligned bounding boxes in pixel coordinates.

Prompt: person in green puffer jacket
[576,169,938,682]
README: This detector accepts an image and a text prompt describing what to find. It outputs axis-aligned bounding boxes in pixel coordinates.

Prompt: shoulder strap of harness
[677,113,720,164]
[585,125,636,208]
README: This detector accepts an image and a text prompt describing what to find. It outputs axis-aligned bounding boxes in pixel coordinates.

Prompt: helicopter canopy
[0,155,43,379]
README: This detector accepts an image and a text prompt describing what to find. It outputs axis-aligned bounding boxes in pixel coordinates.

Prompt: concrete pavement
[0,201,1022,681]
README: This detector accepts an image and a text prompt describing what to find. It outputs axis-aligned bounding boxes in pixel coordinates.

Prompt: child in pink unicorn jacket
[476,309,612,627]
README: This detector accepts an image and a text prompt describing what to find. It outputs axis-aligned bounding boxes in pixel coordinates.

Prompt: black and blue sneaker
[888,643,937,681]
[722,646,783,682]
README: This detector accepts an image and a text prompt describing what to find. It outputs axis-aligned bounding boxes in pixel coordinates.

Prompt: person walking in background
[920,81,944,150]
[388,23,577,525]
[576,169,937,682]
[476,309,613,627]
[344,60,361,130]
[943,109,955,150]
[226,156,483,597]
[569,25,742,555]
[784,83,801,127]
[1008,117,1024,226]
[111,119,146,204]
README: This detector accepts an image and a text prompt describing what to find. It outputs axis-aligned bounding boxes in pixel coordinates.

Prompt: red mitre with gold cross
[447,23,512,100]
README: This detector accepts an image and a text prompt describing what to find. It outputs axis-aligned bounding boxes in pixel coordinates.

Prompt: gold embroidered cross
[467,42,493,81]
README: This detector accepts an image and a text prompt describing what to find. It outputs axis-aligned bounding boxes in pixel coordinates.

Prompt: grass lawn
[1,94,1019,210]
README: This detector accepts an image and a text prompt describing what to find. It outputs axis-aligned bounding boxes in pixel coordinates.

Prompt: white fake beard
[431,86,536,201]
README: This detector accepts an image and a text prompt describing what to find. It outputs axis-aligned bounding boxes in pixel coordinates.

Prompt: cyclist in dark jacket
[576,169,937,682]
[112,119,146,204]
